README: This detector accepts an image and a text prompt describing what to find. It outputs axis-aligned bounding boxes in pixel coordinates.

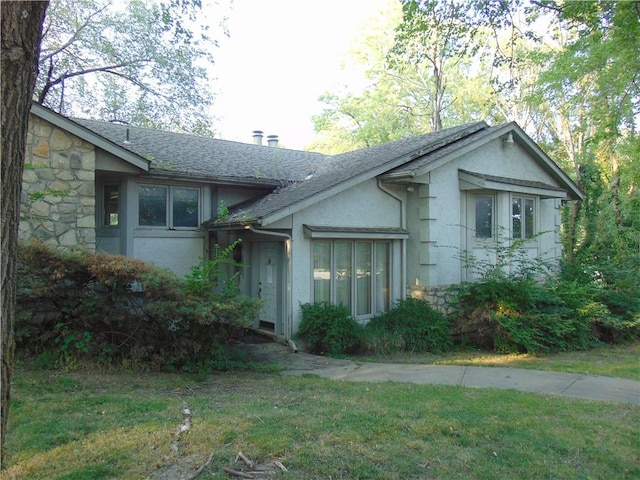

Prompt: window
[512,196,535,239]
[475,195,493,238]
[138,185,199,228]
[103,184,120,226]
[312,240,390,318]
[173,188,199,227]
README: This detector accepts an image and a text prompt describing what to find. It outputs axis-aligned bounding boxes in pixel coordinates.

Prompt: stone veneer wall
[20,115,96,249]
[408,284,457,316]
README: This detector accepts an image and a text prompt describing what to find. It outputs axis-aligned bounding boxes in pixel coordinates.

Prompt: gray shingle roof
[217,121,489,225]
[73,118,328,184]
[384,123,504,177]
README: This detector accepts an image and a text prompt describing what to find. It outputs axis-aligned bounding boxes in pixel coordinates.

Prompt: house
[21,104,584,342]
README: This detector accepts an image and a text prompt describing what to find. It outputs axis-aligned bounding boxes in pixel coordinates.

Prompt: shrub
[449,233,640,354]
[16,241,261,372]
[296,303,362,355]
[365,298,452,353]
[450,275,630,354]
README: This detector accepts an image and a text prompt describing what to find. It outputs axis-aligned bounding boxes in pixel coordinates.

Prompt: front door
[257,242,282,334]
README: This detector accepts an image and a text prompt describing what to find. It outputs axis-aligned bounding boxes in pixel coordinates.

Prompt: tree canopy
[36,0,227,134]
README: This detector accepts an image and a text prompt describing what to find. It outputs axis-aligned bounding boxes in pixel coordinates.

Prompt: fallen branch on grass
[183,452,214,480]
[223,451,288,478]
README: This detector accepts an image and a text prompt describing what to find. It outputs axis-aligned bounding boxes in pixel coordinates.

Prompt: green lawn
[352,341,640,380]
[4,344,639,479]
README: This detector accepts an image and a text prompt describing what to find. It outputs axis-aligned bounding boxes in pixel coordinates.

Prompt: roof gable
[383,122,584,201]
[32,104,582,225]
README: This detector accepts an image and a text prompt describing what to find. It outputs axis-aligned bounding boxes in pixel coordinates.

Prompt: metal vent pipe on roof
[252,130,264,145]
[267,134,279,147]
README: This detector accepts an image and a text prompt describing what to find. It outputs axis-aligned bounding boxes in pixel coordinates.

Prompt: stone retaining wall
[20,115,96,250]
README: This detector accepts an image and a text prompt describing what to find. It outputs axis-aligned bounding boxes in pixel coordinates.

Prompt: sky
[207,0,390,149]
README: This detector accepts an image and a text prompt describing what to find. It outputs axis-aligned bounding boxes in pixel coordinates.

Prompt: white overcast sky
[207,0,390,149]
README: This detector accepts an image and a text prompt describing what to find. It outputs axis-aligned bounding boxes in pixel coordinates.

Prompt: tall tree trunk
[1,0,48,464]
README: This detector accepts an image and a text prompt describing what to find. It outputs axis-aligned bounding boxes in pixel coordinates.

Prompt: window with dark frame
[103,184,120,227]
[138,185,199,228]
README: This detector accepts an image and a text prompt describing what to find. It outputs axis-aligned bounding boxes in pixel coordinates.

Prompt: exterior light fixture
[503,132,515,148]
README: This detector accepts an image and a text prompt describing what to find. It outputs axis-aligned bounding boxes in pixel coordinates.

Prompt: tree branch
[529,1,564,15]
[37,60,151,105]
[40,2,110,63]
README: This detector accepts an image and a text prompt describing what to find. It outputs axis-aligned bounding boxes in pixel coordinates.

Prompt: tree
[531,1,640,291]
[391,0,484,131]
[36,0,226,134]
[308,2,412,153]
[311,1,491,153]
[311,0,529,153]
[1,0,49,462]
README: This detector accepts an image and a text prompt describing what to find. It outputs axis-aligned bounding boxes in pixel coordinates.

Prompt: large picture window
[312,240,390,318]
[138,185,199,228]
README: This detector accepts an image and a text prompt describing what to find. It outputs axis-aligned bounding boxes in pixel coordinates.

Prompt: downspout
[248,226,297,352]
[377,179,407,300]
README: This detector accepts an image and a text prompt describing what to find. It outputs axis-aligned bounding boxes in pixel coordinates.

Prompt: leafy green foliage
[296,303,362,355]
[184,238,243,296]
[452,242,639,354]
[364,298,452,353]
[452,277,591,354]
[16,241,261,372]
[37,0,225,133]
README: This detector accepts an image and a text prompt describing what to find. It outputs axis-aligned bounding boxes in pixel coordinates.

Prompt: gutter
[376,179,408,301]
[248,226,296,352]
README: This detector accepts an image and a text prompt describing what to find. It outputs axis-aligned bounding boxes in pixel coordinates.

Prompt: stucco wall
[20,115,96,249]
[406,137,564,289]
[285,179,406,333]
[133,236,204,277]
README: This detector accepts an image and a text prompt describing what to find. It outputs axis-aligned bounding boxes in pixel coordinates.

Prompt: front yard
[4,343,639,479]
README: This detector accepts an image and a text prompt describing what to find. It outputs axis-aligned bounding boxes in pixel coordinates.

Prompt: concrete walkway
[245,342,640,405]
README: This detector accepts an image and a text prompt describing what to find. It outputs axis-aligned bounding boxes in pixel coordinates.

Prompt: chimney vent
[267,134,279,147]
[252,130,264,145]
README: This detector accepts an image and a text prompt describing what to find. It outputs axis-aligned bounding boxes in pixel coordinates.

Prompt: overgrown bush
[363,298,452,354]
[296,303,362,355]
[16,241,261,372]
[450,242,639,354]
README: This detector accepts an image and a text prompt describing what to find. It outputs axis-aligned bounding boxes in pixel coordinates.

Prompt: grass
[351,341,640,380]
[4,346,640,479]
